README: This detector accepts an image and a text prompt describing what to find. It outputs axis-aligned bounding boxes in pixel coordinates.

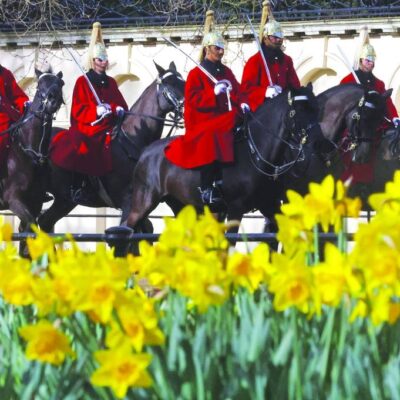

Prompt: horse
[350,125,400,211]
[123,85,324,232]
[0,69,64,234]
[258,83,393,232]
[37,61,185,233]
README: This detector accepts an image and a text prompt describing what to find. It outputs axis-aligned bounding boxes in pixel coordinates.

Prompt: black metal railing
[0,6,399,33]
[12,229,353,258]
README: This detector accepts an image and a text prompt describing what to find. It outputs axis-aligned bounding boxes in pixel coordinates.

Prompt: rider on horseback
[50,22,128,204]
[0,65,30,169]
[164,11,247,209]
[240,1,300,112]
[339,27,399,187]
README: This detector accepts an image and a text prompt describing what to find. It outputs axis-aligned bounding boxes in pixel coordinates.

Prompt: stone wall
[1,16,399,128]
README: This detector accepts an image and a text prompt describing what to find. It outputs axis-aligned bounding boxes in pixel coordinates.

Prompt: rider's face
[93,57,108,74]
[359,58,374,73]
[264,35,283,49]
[205,45,224,63]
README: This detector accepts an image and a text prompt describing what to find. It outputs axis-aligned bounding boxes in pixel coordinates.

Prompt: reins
[342,90,381,151]
[116,68,184,146]
[244,91,313,179]
[122,110,184,128]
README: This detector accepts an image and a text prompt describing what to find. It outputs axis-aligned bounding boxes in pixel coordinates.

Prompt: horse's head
[14,69,64,165]
[285,84,320,140]
[154,61,185,118]
[379,125,400,161]
[248,84,321,178]
[32,68,64,117]
[345,88,391,163]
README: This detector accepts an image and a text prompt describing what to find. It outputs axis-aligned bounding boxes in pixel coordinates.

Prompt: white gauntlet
[265,85,282,99]
[214,81,229,95]
[96,103,111,117]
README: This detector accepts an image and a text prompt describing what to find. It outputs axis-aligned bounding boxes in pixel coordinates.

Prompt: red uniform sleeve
[185,67,217,111]
[70,76,98,125]
[241,53,270,112]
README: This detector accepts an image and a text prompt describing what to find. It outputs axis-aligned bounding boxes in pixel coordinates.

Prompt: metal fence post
[105,226,134,257]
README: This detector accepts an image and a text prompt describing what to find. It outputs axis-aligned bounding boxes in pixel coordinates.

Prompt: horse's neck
[319,89,362,142]
[19,113,50,149]
[124,83,165,145]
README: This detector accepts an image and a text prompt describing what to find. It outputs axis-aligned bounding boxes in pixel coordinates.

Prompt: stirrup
[198,186,223,205]
[43,193,54,203]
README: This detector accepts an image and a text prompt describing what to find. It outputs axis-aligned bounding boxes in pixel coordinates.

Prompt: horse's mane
[317,83,363,104]
[129,80,156,112]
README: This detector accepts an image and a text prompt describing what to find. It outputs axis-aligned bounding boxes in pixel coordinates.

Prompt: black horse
[124,85,323,230]
[258,83,392,231]
[38,61,185,233]
[0,69,64,233]
[353,125,400,210]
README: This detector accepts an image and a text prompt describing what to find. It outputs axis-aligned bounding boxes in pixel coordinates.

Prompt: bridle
[341,90,381,152]
[122,69,184,133]
[12,72,64,165]
[245,91,318,178]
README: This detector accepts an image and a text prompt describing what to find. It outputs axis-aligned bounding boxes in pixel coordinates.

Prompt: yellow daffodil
[0,259,34,305]
[268,252,313,314]
[369,170,400,213]
[27,226,55,261]
[91,344,152,398]
[19,320,75,365]
[114,289,165,351]
[312,243,357,310]
[0,217,12,242]
[227,243,271,292]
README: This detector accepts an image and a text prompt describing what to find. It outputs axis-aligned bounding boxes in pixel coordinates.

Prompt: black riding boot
[198,162,225,210]
[70,174,99,206]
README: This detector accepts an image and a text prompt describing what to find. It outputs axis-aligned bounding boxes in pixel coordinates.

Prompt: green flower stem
[313,224,319,265]
[290,309,303,400]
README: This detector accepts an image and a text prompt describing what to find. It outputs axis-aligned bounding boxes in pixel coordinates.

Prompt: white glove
[115,106,125,118]
[96,103,111,117]
[240,103,250,113]
[265,85,282,99]
[214,81,230,95]
[393,117,400,128]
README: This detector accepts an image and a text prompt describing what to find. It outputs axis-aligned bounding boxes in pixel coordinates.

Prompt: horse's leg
[165,196,185,216]
[119,190,154,236]
[38,198,76,233]
[5,192,43,257]
[125,183,161,229]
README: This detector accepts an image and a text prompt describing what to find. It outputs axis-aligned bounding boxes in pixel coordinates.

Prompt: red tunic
[165,62,242,169]
[340,72,399,184]
[0,66,29,168]
[241,51,300,112]
[50,72,128,176]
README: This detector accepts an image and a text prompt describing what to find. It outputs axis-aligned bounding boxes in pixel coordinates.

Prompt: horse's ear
[57,71,63,79]
[153,61,165,76]
[35,68,43,79]
[382,88,393,99]
[306,82,313,92]
[169,61,177,72]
